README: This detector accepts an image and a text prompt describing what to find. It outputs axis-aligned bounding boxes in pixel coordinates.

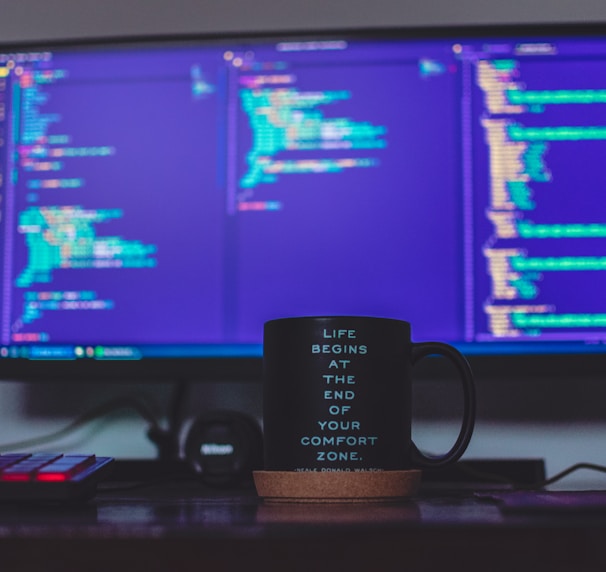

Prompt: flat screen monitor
[1,23,606,381]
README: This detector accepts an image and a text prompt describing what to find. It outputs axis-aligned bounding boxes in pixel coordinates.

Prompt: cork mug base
[253,469,422,503]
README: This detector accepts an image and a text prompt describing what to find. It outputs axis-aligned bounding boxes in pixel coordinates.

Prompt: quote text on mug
[296,328,380,472]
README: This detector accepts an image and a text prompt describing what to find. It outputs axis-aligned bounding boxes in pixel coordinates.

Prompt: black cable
[0,394,162,452]
[146,379,190,461]
[457,460,606,490]
[169,379,189,433]
[528,462,606,490]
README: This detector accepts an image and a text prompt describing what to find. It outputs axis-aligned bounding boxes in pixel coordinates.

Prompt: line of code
[476,57,606,340]
[3,61,159,344]
[234,62,387,212]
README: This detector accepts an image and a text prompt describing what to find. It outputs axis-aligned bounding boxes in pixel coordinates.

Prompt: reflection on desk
[0,481,605,571]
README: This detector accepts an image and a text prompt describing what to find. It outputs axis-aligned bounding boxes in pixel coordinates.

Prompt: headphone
[183,410,263,486]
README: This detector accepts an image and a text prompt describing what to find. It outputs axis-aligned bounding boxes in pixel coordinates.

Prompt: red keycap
[36,455,96,482]
[0,453,63,482]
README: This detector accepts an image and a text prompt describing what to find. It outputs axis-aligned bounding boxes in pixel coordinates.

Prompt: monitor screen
[1,24,606,381]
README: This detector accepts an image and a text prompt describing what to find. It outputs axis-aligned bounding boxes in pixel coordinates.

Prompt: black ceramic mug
[263,316,475,472]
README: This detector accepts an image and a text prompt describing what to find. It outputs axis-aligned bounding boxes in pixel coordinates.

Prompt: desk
[1,480,605,572]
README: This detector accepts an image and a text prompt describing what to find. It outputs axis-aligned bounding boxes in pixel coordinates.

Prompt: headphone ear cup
[184,410,263,486]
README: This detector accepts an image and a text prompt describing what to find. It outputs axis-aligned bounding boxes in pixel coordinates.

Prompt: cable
[457,460,606,490]
[146,379,190,461]
[0,394,162,453]
[527,462,606,490]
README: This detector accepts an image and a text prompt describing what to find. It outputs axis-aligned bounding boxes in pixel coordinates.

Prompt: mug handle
[410,342,476,468]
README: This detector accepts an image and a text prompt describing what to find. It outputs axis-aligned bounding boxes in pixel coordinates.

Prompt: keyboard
[0,453,114,502]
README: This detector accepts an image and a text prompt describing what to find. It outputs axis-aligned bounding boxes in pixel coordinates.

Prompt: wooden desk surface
[1,480,606,571]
